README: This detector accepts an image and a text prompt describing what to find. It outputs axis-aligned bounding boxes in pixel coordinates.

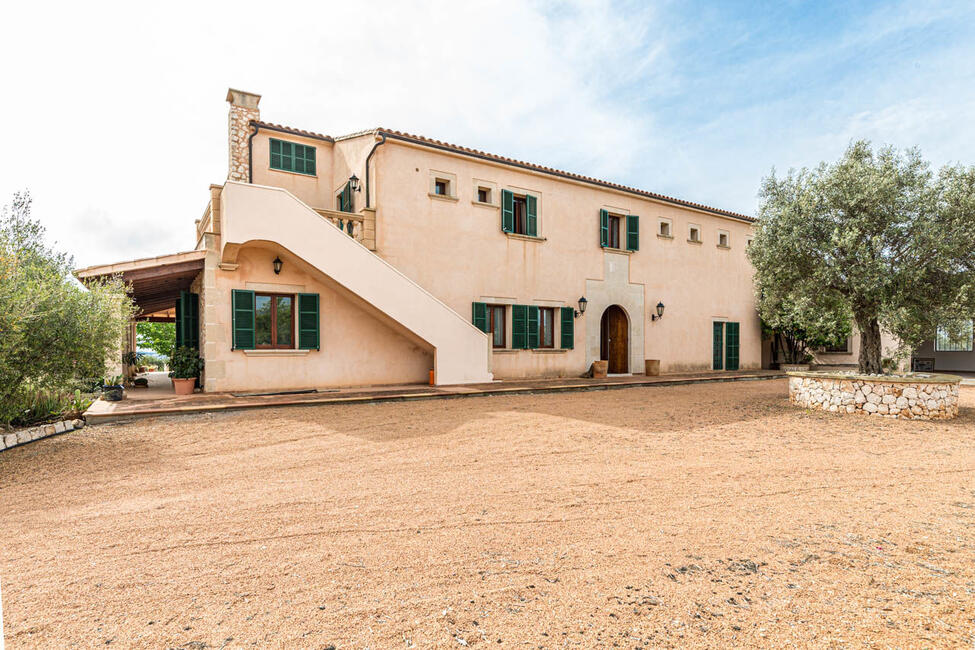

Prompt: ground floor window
[489,305,506,348]
[255,293,294,348]
[935,320,973,351]
[538,307,555,348]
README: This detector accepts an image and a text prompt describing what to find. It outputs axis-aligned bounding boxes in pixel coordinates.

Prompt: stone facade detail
[1,418,84,452]
[226,89,261,182]
[788,373,961,420]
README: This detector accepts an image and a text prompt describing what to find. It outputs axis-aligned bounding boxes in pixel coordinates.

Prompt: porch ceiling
[74,250,205,316]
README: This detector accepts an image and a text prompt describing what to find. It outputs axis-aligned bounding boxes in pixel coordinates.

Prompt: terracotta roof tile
[250,120,334,143]
[377,128,755,222]
[251,120,754,222]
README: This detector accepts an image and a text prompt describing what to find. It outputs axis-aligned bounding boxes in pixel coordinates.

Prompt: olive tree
[748,141,975,374]
[0,192,134,425]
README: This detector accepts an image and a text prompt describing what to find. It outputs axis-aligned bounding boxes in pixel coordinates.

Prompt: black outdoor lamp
[272,256,283,275]
[651,302,665,321]
[348,174,361,192]
[574,296,588,318]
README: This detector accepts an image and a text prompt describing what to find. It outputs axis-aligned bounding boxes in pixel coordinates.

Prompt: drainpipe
[364,131,387,208]
[246,121,260,184]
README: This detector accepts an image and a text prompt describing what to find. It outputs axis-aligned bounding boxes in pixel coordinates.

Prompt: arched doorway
[600,305,629,373]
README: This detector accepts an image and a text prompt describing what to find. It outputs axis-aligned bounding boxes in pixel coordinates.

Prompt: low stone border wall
[0,418,85,452]
[788,372,961,420]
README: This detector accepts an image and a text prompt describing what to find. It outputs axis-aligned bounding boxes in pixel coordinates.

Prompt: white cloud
[0,0,661,267]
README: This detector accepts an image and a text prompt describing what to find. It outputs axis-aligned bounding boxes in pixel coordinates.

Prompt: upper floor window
[688,224,702,243]
[478,187,490,203]
[717,230,730,248]
[599,210,639,251]
[501,189,538,237]
[336,181,354,213]
[657,218,673,238]
[270,138,316,176]
[429,170,457,199]
[434,179,449,195]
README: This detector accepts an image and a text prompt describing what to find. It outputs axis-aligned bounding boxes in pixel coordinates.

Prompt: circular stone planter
[787,371,962,420]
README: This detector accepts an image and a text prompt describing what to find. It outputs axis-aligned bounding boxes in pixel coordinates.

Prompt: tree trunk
[857,317,883,374]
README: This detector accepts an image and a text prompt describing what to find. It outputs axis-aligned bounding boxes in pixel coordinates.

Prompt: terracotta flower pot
[591,360,609,378]
[645,359,661,376]
[172,378,196,395]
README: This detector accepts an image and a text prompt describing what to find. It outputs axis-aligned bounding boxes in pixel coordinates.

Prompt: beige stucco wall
[250,132,336,210]
[203,245,434,392]
[368,141,761,377]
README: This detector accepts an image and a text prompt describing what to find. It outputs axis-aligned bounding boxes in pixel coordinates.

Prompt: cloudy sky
[2,0,973,267]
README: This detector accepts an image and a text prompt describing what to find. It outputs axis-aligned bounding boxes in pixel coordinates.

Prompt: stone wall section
[1,418,84,452]
[227,89,261,182]
[789,374,960,420]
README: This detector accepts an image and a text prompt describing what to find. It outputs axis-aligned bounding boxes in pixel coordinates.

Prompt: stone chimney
[226,88,261,182]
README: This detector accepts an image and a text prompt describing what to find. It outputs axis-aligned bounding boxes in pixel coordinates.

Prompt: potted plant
[101,374,125,401]
[169,346,203,396]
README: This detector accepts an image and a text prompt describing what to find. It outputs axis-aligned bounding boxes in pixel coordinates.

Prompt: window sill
[532,348,568,354]
[428,193,459,202]
[687,239,702,245]
[504,232,546,243]
[242,349,312,357]
[716,244,731,250]
[657,234,674,240]
[601,247,634,255]
[472,200,500,209]
[492,348,518,355]
[268,167,317,178]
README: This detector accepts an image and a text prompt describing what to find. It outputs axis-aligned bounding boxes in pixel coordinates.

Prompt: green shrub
[0,191,134,427]
[8,387,95,428]
[168,346,203,379]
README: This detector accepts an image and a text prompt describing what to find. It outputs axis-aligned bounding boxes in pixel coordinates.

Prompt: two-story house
[76,89,762,392]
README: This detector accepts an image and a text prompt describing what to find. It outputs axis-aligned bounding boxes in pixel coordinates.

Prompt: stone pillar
[226,88,261,182]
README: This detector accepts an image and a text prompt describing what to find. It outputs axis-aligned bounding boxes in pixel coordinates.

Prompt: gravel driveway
[2,379,973,647]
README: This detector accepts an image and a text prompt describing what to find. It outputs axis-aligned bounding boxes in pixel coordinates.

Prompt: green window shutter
[174,295,183,348]
[512,304,528,349]
[527,305,540,349]
[560,306,574,350]
[339,182,353,213]
[599,209,609,247]
[472,302,488,333]
[179,290,199,350]
[270,139,282,170]
[501,189,514,232]
[626,215,639,251]
[297,293,320,350]
[305,145,316,176]
[725,321,740,371]
[526,195,538,237]
[232,289,256,350]
[712,321,724,370]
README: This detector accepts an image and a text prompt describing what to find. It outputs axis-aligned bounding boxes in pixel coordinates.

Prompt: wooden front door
[600,305,629,373]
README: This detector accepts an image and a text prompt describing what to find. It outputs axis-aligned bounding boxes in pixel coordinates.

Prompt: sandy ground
[2,379,974,648]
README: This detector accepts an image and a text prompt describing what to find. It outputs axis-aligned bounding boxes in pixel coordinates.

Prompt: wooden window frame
[608,214,622,249]
[512,195,528,234]
[254,292,296,349]
[538,307,555,349]
[488,305,506,348]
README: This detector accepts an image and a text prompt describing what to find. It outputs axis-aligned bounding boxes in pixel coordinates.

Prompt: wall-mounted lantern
[348,174,361,193]
[272,256,283,275]
[651,302,665,321]
[574,296,588,318]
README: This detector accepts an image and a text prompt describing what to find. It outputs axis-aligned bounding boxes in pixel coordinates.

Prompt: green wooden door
[725,322,740,371]
[712,322,724,370]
